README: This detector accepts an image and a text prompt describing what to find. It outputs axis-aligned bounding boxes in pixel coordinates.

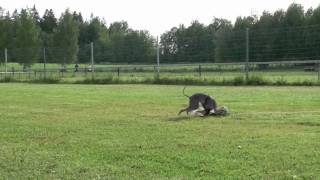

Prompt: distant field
[0,84,319,178]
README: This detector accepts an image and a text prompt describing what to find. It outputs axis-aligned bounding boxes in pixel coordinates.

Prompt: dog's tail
[182,86,189,98]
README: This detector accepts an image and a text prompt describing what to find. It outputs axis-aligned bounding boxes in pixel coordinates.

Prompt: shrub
[30,77,60,84]
[247,75,269,85]
[233,76,245,85]
[0,76,15,83]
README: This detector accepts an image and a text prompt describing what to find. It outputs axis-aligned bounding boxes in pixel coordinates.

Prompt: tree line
[0,6,156,67]
[161,3,320,63]
[0,3,320,67]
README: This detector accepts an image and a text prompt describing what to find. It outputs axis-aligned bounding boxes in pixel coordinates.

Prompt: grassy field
[1,71,319,86]
[0,84,320,179]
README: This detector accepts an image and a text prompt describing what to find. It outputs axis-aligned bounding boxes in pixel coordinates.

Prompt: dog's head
[214,106,229,116]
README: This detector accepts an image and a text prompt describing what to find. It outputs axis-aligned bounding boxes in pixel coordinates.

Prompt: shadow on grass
[296,122,320,127]
[168,115,220,122]
[168,113,231,122]
[168,116,193,122]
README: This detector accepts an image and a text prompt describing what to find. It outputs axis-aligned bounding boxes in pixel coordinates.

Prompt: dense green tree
[283,3,305,60]
[184,21,213,62]
[13,9,41,66]
[0,10,13,54]
[207,18,232,62]
[31,5,40,26]
[53,9,79,64]
[214,20,233,62]
[214,16,254,62]
[109,21,129,35]
[304,5,320,60]
[122,30,156,63]
[160,21,216,63]
[40,9,57,33]
[250,12,277,61]
[78,16,110,63]
[40,8,57,56]
[79,16,104,45]
[72,11,83,24]
[1,2,320,65]
[160,27,178,63]
[284,3,305,26]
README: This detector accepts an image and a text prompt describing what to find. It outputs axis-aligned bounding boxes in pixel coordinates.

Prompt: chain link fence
[1,26,320,84]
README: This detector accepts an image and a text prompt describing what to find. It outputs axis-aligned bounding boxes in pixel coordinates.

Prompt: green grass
[1,71,320,86]
[0,84,320,179]
[1,62,320,85]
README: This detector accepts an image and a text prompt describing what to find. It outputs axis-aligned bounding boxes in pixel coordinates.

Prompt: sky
[0,0,319,36]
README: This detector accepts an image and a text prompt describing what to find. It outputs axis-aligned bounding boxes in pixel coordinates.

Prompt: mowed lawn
[0,84,320,179]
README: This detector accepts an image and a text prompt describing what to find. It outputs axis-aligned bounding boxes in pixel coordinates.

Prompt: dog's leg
[178,108,188,115]
[203,96,217,115]
[189,110,205,117]
[195,111,205,117]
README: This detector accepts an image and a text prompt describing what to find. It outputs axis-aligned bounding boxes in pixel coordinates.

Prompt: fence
[0,60,319,84]
[1,25,320,84]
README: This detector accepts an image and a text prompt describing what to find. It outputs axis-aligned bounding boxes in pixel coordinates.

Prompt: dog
[211,106,228,116]
[178,87,217,116]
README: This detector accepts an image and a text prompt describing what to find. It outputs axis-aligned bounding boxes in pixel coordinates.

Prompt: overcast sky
[1,0,319,36]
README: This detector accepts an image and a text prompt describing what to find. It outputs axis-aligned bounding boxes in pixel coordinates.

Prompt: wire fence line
[2,25,320,64]
[0,53,320,82]
[1,25,320,83]
[0,60,319,84]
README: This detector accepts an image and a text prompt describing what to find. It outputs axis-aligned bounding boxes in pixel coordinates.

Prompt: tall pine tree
[53,9,80,64]
[14,8,41,67]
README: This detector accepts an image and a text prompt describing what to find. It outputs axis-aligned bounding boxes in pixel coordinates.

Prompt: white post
[157,36,160,74]
[91,42,94,78]
[5,48,7,74]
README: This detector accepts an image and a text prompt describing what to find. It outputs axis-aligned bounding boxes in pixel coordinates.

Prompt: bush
[233,76,245,85]
[275,77,287,86]
[0,76,15,83]
[246,75,269,85]
[1,72,319,87]
[30,77,60,84]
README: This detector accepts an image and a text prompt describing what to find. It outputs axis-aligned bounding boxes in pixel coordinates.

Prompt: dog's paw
[209,109,215,115]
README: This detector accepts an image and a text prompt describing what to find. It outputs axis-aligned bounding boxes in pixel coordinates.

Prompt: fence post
[91,42,94,79]
[318,62,320,83]
[12,67,14,77]
[245,28,250,82]
[156,36,160,75]
[199,65,202,77]
[5,48,7,75]
[117,67,120,78]
[43,47,46,79]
